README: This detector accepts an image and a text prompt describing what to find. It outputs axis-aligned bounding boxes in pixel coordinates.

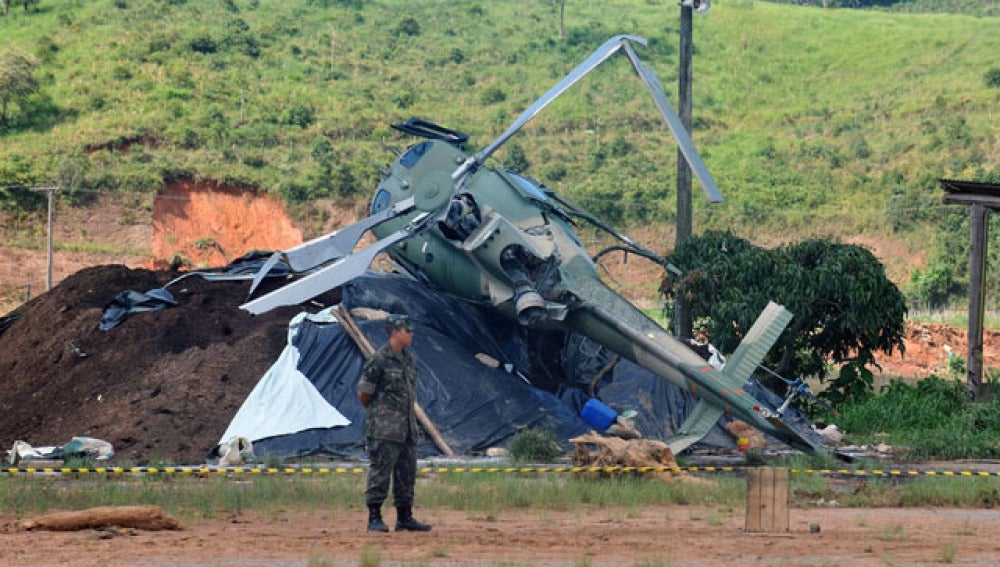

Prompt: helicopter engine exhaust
[500,246,547,326]
[513,284,546,326]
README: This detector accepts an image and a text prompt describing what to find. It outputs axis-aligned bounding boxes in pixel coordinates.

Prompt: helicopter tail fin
[718,302,793,391]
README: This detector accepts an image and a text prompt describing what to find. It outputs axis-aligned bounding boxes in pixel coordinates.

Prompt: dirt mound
[0,265,339,465]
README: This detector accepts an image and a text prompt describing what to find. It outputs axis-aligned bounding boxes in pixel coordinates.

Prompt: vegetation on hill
[763,0,1000,17]
[1,0,999,308]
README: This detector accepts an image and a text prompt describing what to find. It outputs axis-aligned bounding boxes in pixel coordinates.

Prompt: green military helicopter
[242,35,829,455]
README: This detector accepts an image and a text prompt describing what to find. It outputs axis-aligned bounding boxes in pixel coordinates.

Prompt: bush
[507,429,563,463]
[283,105,315,129]
[189,35,218,54]
[393,17,421,37]
[907,256,962,309]
[479,86,506,105]
[984,68,1000,88]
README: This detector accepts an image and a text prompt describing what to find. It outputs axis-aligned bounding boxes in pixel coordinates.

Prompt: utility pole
[674,3,694,340]
[28,185,59,291]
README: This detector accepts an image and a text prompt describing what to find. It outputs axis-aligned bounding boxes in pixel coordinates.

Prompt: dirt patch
[874,321,1000,381]
[147,180,303,269]
[3,504,1000,566]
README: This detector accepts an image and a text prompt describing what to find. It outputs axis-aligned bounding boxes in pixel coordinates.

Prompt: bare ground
[4,504,1000,566]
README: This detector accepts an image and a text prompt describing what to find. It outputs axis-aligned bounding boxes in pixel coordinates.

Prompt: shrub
[283,105,315,129]
[189,35,218,54]
[501,143,530,173]
[479,86,506,105]
[393,17,421,37]
[507,429,563,463]
[984,68,1000,88]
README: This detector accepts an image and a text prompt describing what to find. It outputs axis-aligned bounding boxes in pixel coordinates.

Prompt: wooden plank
[772,467,789,533]
[759,467,775,532]
[745,467,762,532]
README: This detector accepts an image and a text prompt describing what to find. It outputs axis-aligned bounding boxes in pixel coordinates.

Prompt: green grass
[1,0,998,242]
[908,308,1000,331]
[4,467,1000,521]
[834,375,1000,459]
[2,1,999,309]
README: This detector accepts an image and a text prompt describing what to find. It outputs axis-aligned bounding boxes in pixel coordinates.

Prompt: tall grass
[838,375,1000,459]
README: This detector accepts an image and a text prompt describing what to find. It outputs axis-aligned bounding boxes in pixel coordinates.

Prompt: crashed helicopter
[242,34,829,455]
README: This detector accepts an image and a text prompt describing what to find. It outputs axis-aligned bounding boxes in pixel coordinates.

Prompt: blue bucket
[580,398,617,431]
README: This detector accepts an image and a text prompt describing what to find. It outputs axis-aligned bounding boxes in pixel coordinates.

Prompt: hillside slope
[2,2,998,226]
[1,1,999,310]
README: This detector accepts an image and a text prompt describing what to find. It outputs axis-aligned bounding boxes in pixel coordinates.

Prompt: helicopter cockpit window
[371,188,392,214]
[399,141,432,169]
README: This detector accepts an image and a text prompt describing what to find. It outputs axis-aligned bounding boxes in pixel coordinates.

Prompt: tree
[659,230,907,405]
[0,48,40,127]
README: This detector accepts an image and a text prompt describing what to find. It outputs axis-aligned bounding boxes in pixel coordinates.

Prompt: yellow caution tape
[3,465,1000,477]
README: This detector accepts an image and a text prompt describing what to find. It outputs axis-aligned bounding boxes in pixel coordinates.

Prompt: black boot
[367,503,389,532]
[395,505,432,532]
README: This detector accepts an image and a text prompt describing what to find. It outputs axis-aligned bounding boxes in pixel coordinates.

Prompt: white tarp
[219,319,350,443]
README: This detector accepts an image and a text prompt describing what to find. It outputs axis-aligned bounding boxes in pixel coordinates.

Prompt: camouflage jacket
[357,343,419,443]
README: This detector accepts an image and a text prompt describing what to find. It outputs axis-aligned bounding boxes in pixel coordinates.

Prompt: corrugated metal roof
[940,179,1000,208]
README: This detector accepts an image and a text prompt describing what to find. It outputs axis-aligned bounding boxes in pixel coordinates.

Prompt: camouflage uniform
[358,341,419,508]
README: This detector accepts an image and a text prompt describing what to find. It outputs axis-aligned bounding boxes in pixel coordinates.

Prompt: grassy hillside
[1,0,999,300]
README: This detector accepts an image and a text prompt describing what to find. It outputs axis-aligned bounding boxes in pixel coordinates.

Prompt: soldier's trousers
[365,438,416,507]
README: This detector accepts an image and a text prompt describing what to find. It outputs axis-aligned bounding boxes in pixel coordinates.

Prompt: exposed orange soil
[147,180,303,269]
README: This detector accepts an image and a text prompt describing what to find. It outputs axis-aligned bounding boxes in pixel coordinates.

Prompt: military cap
[386,313,413,330]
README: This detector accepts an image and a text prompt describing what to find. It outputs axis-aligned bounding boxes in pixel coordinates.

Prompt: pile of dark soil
[0,265,339,464]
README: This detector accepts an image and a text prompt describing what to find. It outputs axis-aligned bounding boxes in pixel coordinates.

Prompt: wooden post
[967,203,988,399]
[745,467,789,533]
[45,186,54,291]
[674,4,694,341]
[26,185,59,291]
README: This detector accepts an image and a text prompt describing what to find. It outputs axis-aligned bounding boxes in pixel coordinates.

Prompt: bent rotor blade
[453,34,646,181]
[284,196,416,271]
[245,197,416,299]
[246,251,285,300]
[620,42,723,203]
[241,212,429,315]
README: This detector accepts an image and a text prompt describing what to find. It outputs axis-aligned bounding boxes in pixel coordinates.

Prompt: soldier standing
[357,314,432,533]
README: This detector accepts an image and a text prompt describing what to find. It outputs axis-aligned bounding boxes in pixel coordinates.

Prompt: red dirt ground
[4,504,1000,566]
